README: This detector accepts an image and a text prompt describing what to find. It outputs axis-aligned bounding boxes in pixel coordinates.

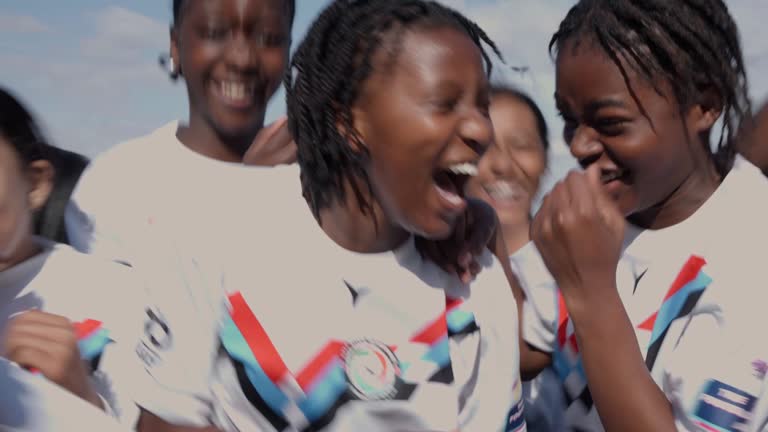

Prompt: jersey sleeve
[508,242,557,353]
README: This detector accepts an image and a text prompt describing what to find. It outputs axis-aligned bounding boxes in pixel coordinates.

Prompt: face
[0,137,34,264]
[172,0,291,142]
[466,95,547,227]
[555,38,716,217]
[353,26,493,240]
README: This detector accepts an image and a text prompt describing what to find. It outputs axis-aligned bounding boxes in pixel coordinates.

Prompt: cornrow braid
[550,0,751,176]
[286,0,502,220]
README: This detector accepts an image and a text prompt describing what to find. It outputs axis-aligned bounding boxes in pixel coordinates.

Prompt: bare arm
[489,223,552,380]
[567,284,676,432]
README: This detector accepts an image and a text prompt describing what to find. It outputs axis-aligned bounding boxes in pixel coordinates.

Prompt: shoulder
[74,122,178,196]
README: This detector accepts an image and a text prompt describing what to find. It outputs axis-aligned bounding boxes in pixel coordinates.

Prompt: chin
[408,219,455,241]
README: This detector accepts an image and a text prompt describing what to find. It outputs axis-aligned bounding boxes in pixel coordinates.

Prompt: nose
[568,125,603,167]
[225,33,259,71]
[458,109,494,157]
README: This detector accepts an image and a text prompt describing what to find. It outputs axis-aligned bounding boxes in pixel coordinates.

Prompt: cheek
[0,187,32,258]
[261,49,289,88]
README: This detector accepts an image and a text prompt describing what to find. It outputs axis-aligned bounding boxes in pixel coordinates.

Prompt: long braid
[551,0,751,176]
[286,0,502,220]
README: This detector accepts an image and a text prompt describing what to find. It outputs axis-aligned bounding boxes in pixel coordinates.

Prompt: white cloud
[0,12,50,33]
[80,6,168,62]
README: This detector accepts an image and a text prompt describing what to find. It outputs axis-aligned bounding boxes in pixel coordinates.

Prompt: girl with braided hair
[514,0,768,431]
[131,1,524,431]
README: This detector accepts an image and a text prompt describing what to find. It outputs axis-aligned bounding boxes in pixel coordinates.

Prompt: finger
[6,345,51,371]
[272,140,298,165]
[256,116,289,146]
[8,310,71,329]
[565,171,595,216]
[4,322,77,351]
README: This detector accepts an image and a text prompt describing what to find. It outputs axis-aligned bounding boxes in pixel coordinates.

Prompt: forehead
[555,40,637,103]
[373,25,485,87]
[184,0,289,24]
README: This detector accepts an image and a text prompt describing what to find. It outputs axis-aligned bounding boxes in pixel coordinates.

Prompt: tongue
[434,172,464,206]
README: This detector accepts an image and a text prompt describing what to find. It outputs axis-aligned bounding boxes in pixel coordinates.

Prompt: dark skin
[171,0,295,163]
[527,39,723,431]
[739,101,768,174]
[322,26,493,255]
[139,24,493,432]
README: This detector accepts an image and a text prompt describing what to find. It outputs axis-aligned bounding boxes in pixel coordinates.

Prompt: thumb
[252,115,288,147]
[585,163,602,189]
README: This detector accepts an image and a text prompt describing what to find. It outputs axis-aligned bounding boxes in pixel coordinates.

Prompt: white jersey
[0,239,143,422]
[515,156,768,432]
[126,180,525,432]
[65,121,282,269]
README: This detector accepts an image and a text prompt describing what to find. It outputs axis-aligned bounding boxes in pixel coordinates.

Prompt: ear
[170,27,182,79]
[26,160,54,212]
[687,87,723,134]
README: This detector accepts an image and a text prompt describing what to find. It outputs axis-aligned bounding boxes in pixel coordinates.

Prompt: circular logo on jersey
[342,339,400,401]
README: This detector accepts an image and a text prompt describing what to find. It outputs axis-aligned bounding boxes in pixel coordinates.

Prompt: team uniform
[127,173,526,432]
[65,121,278,268]
[0,239,143,423]
[513,156,768,432]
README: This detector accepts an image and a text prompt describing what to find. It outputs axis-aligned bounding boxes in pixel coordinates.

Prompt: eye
[432,97,459,114]
[258,32,288,47]
[202,26,228,41]
[593,117,628,136]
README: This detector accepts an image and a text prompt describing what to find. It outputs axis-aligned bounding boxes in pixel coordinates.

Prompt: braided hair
[172,0,295,26]
[550,0,751,176]
[286,0,502,220]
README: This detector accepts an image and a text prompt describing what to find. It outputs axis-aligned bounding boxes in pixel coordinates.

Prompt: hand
[530,165,625,312]
[415,198,497,283]
[2,310,101,408]
[243,116,298,166]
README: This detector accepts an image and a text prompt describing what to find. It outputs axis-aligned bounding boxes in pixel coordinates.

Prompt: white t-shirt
[514,156,768,432]
[0,357,132,432]
[127,186,525,432]
[65,121,287,269]
[0,239,143,422]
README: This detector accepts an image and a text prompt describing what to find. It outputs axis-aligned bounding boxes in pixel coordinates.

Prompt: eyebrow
[555,93,627,116]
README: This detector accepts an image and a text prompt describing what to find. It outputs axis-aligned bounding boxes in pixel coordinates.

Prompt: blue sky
[2,0,768,188]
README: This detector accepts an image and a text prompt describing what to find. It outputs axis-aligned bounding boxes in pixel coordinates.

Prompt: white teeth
[435,184,464,206]
[220,81,251,101]
[484,181,523,201]
[447,162,478,177]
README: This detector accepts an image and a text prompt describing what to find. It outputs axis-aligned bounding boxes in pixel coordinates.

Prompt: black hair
[490,85,550,152]
[172,0,296,26]
[0,87,48,165]
[550,0,751,176]
[0,87,90,244]
[286,0,502,220]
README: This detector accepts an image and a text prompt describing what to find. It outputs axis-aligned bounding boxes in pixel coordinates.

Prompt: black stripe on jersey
[644,289,706,372]
[301,378,419,431]
[448,320,479,337]
[232,358,290,431]
[89,353,103,373]
[428,364,455,384]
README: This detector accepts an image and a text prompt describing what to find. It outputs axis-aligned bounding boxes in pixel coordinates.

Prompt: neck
[177,112,258,163]
[317,182,410,254]
[501,219,531,256]
[0,235,40,273]
[629,159,722,229]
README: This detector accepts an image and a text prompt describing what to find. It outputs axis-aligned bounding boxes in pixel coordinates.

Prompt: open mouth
[433,162,478,208]
[483,180,526,204]
[600,167,628,184]
[212,79,259,109]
